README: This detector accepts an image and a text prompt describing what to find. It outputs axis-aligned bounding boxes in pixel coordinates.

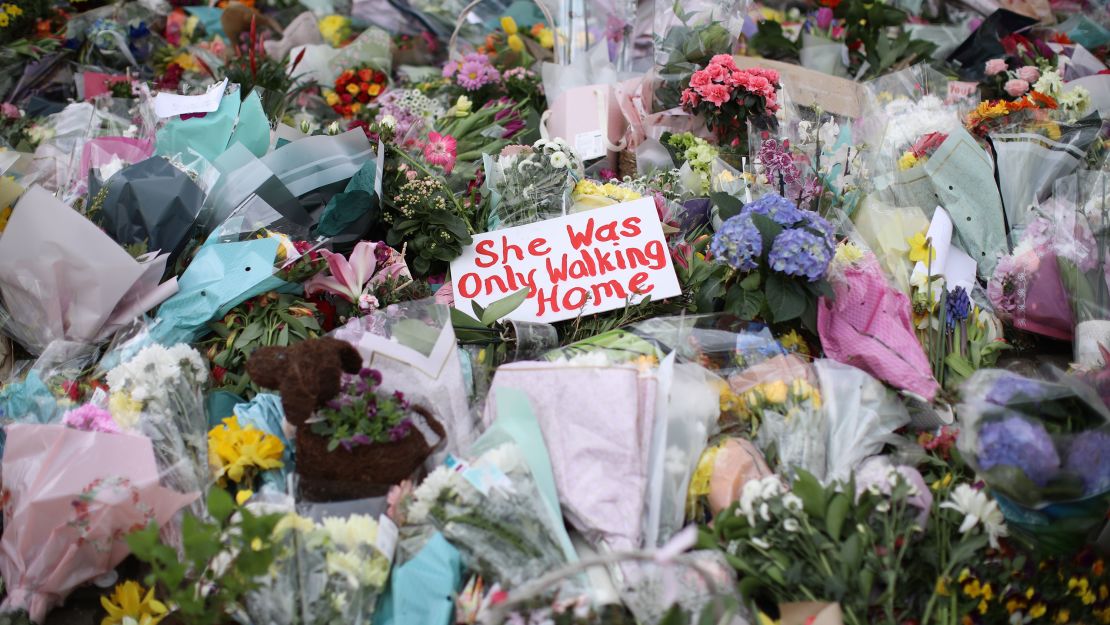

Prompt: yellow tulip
[500,16,519,35]
[507,33,524,53]
[100,581,168,625]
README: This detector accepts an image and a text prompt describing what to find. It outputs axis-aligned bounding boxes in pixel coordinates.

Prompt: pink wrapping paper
[818,256,940,401]
[612,75,707,151]
[485,363,657,554]
[81,73,132,101]
[79,138,154,181]
[708,438,773,516]
[0,425,196,623]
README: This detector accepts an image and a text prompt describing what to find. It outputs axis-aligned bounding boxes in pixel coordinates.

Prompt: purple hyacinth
[741,193,804,226]
[977,415,1061,486]
[1066,430,1110,496]
[946,286,971,329]
[985,374,1045,407]
[768,227,833,281]
[710,214,762,272]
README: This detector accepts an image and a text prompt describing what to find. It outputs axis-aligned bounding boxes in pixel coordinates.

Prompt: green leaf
[451,307,487,330]
[480,288,529,325]
[825,493,851,541]
[710,192,745,221]
[739,272,761,291]
[182,514,221,564]
[125,523,161,560]
[234,322,264,349]
[766,273,807,323]
[207,488,235,523]
[792,469,827,519]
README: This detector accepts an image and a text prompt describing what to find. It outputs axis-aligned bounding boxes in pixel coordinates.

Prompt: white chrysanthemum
[408,466,456,523]
[940,484,1008,549]
[321,514,378,550]
[1033,70,1064,98]
[549,151,569,169]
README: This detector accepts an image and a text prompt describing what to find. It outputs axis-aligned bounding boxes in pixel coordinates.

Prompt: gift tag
[153,78,228,119]
[463,462,514,496]
[376,514,399,563]
[575,129,606,160]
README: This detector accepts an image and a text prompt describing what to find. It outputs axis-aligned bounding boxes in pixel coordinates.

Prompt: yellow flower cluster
[573,180,642,203]
[100,581,167,625]
[1068,576,1097,605]
[906,231,935,264]
[0,3,21,28]
[834,241,864,266]
[208,416,284,486]
[318,14,351,47]
[897,151,920,171]
[108,392,142,430]
[740,378,822,416]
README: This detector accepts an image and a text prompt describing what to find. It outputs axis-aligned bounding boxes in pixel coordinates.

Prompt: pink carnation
[689,69,711,89]
[709,54,738,70]
[984,58,1008,76]
[699,83,731,107]
[1004,78,1030,97]
[62,404,121,434]
[1016,65,1040,83]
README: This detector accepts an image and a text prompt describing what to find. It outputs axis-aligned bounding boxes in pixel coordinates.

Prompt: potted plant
[246,337,444,501]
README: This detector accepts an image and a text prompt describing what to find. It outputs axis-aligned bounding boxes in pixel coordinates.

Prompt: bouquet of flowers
[405,442,573,586]
[303,240,414,324]
[957,369,1110,553]
[207,415,285,504]
[679,56,780,148]
[326,65,389,118]
[1053,170,1110,367]
[485,138,584,229]
[709,193,836,328]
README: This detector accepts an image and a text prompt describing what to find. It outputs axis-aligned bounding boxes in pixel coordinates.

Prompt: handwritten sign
[450,198,681,323]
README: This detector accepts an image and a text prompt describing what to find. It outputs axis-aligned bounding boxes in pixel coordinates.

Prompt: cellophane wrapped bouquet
[485,137,584,229]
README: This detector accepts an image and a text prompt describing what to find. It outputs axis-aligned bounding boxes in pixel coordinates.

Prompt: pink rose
[1004,78,1030,97]
[1016,65,1040,83]
[699,83,731,107]
[984,58,1008,76]
[0,103,19,119]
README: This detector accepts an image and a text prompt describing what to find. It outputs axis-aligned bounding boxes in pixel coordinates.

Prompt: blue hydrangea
[710,214,763,272]
[1066,430,1110,496]
[985,374,1046,407]
[801,210,836,249]
[742,193,804,226]
[977,415,1060,486]
[767,227,833,281]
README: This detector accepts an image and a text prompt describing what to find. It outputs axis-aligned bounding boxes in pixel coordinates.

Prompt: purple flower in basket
[768,228,833,281]
[1066,430,1110,496]
[388,418,413,442]
[977,415,1060,486]
[710,214,762,272]
[742,193,804,226]
[985,374,1045,407]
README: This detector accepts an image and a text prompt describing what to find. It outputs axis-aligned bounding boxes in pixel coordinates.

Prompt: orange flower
[530,23,544,36]
[358,68,372,82]
[368,83,382,97]
[339,69,355,82]
[1029,91,1057,109]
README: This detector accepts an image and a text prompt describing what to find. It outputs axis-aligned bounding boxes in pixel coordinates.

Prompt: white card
[153,78,228,119]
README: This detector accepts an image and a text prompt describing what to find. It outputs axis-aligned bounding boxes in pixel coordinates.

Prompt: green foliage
[385,209,472,276]
[750,21,800,61]
[126,489,283,625]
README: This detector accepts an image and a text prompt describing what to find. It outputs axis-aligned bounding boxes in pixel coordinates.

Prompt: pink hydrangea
[984,58,1008,76]
[1004,79,1030,97]
[1016,65,1040,83]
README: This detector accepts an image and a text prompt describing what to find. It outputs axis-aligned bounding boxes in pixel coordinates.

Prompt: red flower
[358,68,373,82]
[817,0,841,7]
[212,366,227,384]
[62,380,80,402]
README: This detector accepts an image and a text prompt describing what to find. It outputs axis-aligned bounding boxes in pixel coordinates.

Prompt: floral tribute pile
[0,0,1108,624]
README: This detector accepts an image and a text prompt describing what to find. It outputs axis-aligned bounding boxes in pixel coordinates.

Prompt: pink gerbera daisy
[424,131,457,174]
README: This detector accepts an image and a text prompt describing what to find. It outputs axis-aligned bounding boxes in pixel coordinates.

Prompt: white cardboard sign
[451,198,681,323]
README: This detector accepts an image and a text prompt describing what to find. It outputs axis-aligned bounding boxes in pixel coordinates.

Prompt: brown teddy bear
[246,337,362,427]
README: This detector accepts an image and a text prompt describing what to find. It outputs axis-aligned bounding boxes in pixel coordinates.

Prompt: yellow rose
[345,83,360,96]
[324,90,339,106]
[760,380,789,404]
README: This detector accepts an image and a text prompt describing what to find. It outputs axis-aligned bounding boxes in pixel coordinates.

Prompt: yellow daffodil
[507,33,524,53]
[907,231,935,264]
[318,15,351,47]
[208,416,284,485]
[100,581,167,625]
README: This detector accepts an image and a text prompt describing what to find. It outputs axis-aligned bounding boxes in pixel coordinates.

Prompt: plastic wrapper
[483,360,659,561]
[0,185,178,354]
[372,532,461,625]
[651,0,746,111]
[332,298,474,465]
[0,424,197,624]
[406,420,574,587]
[76,136,154,197]
[102,342,210,518]
[89,156,205,266]
[1051,170,1110,367]
[956,368,1110,553]
[155,86,269,171]
[233,393,295,496]
[946,9,1038,80]
[292,512,392,624]
[818,248,940,401]
[852,197,930,294]
[484,139,582,229]
[985,111,1104,241]
[24,102,135,197]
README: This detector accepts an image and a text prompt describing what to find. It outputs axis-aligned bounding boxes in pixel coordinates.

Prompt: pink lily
[305,241,380,304]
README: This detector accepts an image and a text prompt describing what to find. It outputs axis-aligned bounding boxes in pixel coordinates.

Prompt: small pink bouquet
[679,55,780,147]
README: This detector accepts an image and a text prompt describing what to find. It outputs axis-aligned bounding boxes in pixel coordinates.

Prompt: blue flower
[946,286,971,328]
[977,415,1060,486]
[710,214,762,272]
[1066,430,1110,496]
[985,374,1046,407]
[741,193,804,226]
[768,227,833,281]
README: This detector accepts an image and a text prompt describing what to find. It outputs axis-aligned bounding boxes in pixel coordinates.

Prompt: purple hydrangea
[977,415,1061,486]
[768,227,833,281]
[985,374,1045,407]
[710,214,763,272]
[802,210,836,248]
[946,286,971,329]
[741,193,804,226]
[1066,430,1110,496]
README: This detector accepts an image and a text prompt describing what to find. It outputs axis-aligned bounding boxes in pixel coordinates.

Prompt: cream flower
[940,484,1008,548]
